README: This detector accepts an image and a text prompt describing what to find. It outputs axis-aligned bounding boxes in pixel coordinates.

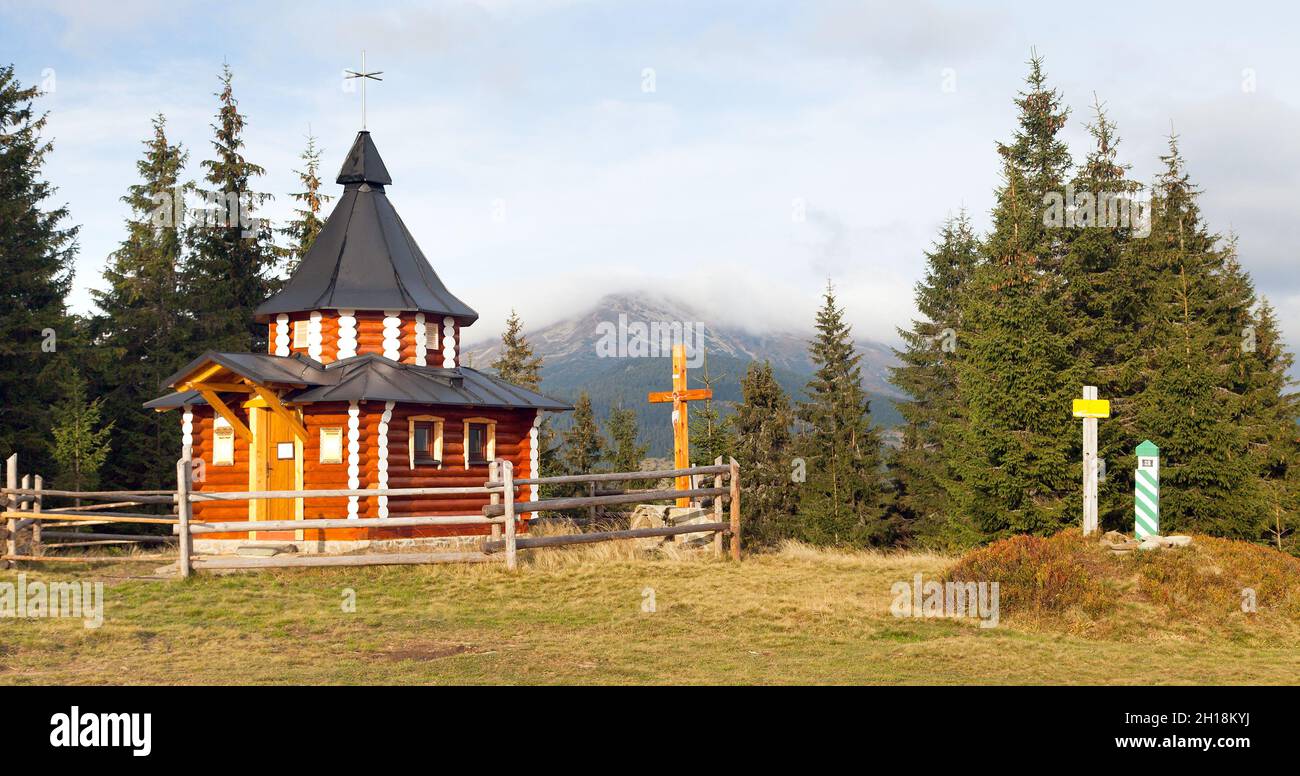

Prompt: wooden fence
[1,453,741,575]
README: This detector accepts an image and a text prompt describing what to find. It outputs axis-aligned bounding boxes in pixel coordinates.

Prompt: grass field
[2,537,1299,685]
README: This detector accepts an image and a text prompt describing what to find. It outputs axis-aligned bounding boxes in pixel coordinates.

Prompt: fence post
[502,460,517,571]
[32,474,43,557]
[588,480,596,524]
[728,456,741,561]
[176,458,193,578]
[5,453,16,568]
[488,461,502,542]
[712,456,724,559]
[19,474,30,555]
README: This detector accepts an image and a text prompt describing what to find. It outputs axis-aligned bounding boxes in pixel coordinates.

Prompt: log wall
[265,310,456,367]
[189,405,253,539]
[186,401,533,542]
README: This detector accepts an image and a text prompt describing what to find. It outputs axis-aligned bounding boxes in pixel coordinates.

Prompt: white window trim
[293,319,310,348]
[408,415,444,469]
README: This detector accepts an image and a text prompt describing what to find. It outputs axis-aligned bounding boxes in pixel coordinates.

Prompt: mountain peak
[462,290,902,399]
[460,290,904,455]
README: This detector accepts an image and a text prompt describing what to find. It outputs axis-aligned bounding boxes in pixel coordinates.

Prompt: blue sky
[3,0,1298,355]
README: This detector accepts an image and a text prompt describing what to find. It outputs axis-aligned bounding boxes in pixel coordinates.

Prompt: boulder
[1135,534,1193,551]
[1100,530,1139,552]
[629,505,670,549]
[666,507,716,546]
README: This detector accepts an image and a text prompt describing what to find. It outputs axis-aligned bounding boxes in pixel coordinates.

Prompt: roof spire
[336,130,392,186]
[254,128,476,325]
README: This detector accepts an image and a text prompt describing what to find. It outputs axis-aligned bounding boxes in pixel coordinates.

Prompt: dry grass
[2,534,1298,685]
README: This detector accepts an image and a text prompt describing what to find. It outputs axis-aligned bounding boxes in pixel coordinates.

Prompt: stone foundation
[193,534,484,556]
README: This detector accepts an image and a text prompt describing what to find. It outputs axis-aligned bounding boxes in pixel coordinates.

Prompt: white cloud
[9,0,1300,366]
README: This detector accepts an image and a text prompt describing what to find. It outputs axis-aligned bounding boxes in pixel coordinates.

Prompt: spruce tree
[91,114,189,490]
[1132,135,1259,537]
[491,309,542,390]
[888,212,979,544]
[1244,300,1299,552]
[181,64,278,354]
[49,370,114,492]
[278,132,330,274]
[0,65,78,473]
[688,349,731,465]
[732,361,798,548]
[605,404,647,475]
[489,308,557,486]
[795,283,891,546]
[1215,239,1297,520]
[561,392,604,475]
[946,54,1083,538]
[1059,99,1153,531]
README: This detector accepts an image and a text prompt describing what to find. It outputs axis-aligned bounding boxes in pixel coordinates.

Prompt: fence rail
[483,521,730,554]
[1,451,742,575]
[180,515,502,535]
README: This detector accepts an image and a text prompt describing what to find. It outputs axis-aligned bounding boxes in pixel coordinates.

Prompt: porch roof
[161,351,331,390]
[145,353,570,412]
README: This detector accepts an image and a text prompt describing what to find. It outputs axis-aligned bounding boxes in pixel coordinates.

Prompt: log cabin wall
[301,401,365,541]
[188,405,254,540]
[368,404,532,540]
[265,310,454,367]
[186,400,534,543]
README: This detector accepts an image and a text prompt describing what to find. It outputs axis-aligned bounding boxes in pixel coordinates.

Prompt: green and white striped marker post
[1134,440,1160,539]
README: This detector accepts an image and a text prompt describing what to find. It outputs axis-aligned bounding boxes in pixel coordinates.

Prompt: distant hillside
[463,292,904,456]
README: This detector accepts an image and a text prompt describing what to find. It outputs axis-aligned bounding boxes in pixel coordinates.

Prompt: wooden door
[258,407,300,537]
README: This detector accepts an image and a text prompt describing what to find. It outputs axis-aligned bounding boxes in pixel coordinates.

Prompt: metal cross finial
[344,50,383,130]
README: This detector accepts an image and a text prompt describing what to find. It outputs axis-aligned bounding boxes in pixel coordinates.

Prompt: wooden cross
[647,343,712,507]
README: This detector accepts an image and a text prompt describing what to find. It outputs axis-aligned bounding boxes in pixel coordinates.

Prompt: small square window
[412,421,441,465]
[460,418,496,468]
[467,423,489,465]
[319,428,343,464]
[277,442,295,460]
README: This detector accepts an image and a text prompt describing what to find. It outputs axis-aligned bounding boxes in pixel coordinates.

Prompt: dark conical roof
[254,132,477,323]
[335,130,391,185]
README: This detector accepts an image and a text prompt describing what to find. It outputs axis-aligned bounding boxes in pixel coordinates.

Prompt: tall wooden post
[488,461,502,542]
[32,474,43,557]
[176,458,193,578]
[1082,386,1099,536]
[5,454,17,567]
[19,474,30,555]
[1072,387,1110,536]
[712,456,724,558]
[728,456,741,561]
[502,460,517,571]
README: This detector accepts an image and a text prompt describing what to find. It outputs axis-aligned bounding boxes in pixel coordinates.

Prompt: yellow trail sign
[1072,399,1111,419]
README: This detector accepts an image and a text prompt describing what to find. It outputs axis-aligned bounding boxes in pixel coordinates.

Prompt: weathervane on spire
[345,50,383,130]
